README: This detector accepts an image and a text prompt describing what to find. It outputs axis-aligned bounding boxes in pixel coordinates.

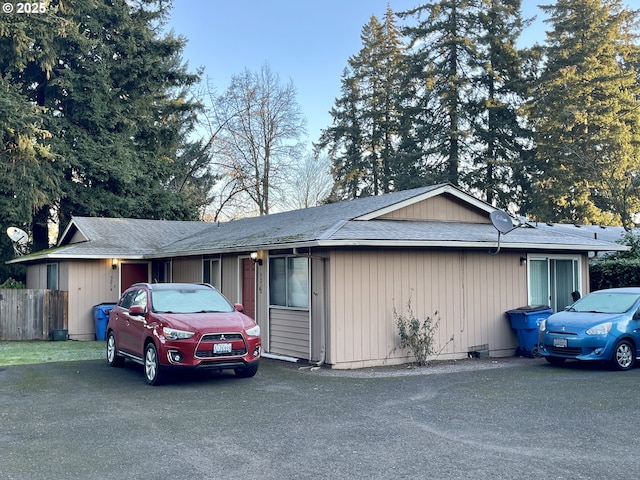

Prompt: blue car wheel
[611,339,635,371]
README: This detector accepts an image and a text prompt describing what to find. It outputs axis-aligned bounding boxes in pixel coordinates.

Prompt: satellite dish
[490,210,514,234]
[7,227,28,245]
[7,227,29,256]
[489,210,519,255]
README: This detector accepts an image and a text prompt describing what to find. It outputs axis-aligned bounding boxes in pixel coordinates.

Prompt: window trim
[203,257,221,290]
[268,255,310,310]
[526,254,582,312]
[46,262,58,290]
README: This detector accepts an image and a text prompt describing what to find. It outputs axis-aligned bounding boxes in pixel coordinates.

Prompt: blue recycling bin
[506,305,553,357]
[93,303,116,341]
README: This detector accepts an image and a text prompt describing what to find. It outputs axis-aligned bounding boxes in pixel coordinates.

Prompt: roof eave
[156,239,627,256]
[315,239,627,251]
[6,253,146,264]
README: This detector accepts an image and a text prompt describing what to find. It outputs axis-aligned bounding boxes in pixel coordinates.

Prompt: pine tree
[524,0,640,228]
[317,69,364,199]
[0,0,210,251]
[464,0,531,209]
[317,9,405,199]
[400,0,483,186]
[0,3,66,253]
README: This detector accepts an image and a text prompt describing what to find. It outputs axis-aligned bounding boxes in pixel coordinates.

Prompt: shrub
[393,298,452,366]
[590,258,640,290]
[0,278,25,289]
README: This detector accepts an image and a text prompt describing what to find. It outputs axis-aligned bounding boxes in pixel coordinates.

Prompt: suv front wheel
[144,342,163,385]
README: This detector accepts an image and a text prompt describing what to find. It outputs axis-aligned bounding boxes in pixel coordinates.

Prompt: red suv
[106,283,261,385]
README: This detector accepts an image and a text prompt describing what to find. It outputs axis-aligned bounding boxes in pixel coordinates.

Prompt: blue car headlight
[586,322,612,335]
[539,319,546,332]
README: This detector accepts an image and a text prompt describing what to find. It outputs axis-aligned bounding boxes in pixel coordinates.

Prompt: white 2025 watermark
[3,2,48,14]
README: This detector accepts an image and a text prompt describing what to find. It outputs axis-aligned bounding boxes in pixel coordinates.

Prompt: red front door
[242,258,256,320]
[121,263,149,294]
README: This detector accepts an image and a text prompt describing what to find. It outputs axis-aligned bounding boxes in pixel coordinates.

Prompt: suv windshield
[151,288,234,314]
[572,292,640,314]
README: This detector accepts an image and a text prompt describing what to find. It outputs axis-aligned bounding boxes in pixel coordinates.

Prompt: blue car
[538,287,640,370]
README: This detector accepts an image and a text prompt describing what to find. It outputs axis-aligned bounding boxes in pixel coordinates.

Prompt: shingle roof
[524,221,631,244]
[8,183,627,264]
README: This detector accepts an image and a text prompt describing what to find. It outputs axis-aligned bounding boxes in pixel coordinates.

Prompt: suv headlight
[245,324,260,337]
[586,322,612,336]
[539,319,546,332]
[162,327,195,340]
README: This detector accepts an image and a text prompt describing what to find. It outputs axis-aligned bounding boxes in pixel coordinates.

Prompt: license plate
[214,342,232,354]
[553,338,568,348]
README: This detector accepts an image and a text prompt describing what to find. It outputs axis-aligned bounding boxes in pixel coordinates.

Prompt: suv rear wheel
[106,331,125,367]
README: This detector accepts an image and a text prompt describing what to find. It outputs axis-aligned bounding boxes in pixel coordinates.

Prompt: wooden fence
[0,289,68,341]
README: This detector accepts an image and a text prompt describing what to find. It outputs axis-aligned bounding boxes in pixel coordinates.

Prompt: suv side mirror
[129,305,145,316]
[234,303,244,313]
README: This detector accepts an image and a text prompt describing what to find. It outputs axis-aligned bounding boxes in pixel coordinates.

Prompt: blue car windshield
[572,292,640,314]
[151,288,234,314]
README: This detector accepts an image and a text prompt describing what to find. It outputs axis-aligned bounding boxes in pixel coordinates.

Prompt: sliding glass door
[528,256,580,312]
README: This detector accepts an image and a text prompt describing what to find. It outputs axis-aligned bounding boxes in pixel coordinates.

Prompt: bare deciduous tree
[278,153,333,210]
[207,64,307,216]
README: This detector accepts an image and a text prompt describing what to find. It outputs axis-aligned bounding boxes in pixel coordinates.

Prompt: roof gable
[376,193,490,223]
[355,184,494,221]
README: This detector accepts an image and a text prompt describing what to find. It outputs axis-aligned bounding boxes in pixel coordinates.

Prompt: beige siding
[26,264,46,289]
[66,259,120,340]
[327,248,527,369]
[270,307,310,359]
[255,260,268,348]
[310,255,327,363]
[172,256,202,283]
[581,256,590,294]
[380,194,489,223]
[220,255,239,302]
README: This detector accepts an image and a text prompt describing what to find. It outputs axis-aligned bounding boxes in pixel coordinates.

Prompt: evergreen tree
[400,0,483,186]
[524,0,640,228]
[0,0,210,253]
[317,9,405,199]
[464,0,531,209]
[317,68,364,199]
[0,1,66,256]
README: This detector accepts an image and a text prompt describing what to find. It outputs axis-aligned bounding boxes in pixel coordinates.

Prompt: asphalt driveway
[1,356,639,479]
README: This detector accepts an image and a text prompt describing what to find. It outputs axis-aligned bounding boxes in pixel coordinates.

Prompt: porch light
[111,258,118,269]
[250,251,263,265]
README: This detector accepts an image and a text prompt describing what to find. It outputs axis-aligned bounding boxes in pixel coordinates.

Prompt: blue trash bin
[93,303,116,341]
[506,305,553,357]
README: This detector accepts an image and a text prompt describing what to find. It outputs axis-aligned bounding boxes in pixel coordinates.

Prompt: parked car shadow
[541,359,636,372]
[111,359,253,386]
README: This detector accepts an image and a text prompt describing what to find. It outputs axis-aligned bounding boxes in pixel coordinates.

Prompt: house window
[153,261,172,283]
[46,263,58,290]
[269,256,309,309]
[528,256,580,312]
[203,258,221,290]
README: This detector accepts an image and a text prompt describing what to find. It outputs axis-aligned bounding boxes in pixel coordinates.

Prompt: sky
[164,1,551,149]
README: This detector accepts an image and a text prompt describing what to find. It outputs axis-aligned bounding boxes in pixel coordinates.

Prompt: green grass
[0,340,105,366]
